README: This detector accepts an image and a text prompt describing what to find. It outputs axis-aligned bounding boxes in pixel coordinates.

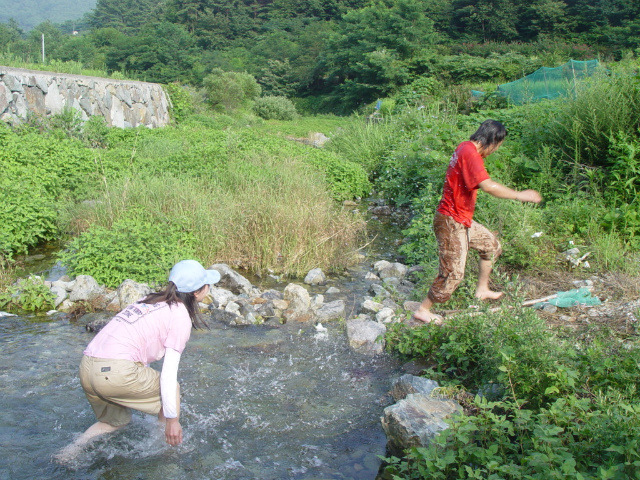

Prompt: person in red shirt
[413,120,542,324]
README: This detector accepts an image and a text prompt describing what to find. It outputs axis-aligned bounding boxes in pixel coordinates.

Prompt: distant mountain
[0,0,96,30]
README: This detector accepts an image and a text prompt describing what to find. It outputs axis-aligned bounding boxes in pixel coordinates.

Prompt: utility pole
[41,33,45,63]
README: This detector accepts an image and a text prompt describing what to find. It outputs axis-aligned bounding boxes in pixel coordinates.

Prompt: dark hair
[469,119,507,147]
[141,281,209,329]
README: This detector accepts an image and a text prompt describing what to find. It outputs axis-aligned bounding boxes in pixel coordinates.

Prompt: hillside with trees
[1,0,639,112]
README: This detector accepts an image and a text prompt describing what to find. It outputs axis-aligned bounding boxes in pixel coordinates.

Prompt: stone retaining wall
[0,66,171,128]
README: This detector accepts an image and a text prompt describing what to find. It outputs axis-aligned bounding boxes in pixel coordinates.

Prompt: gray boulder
[361,298,384,314]
[370,283,390,298]
[314,300,346,323]
[82,312,114,332]
[209,263,252,295]
[261,289,283,300]
[379,262,408,280]
[365,272,380,282]
[376,307,396,324]
[283,283,312,322]
[373,260,391,273]
[117,279,151,308]
[255,300,277,320]
[210,308,242,325]
[69,275,103,302]
[381,394,462,454]
[50,284,68,308]
[346,315,386,355]
[390,374,439,402]
[304,268,327,285]
[209,286,237,308]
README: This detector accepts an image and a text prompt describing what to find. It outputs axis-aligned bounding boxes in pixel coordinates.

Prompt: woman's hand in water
[165,418,183,446]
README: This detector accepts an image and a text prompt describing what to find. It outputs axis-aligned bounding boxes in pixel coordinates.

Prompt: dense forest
[1,0,639,112]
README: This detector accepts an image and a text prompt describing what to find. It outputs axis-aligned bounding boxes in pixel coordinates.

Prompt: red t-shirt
[436,141,490,227]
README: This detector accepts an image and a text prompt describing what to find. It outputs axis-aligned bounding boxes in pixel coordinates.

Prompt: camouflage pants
[427,212,502,304]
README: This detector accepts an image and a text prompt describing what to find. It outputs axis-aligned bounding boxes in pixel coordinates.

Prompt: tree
[316,0,439,109]
[89,0,160,34]
[450,0,520,42]
[518,0,570,40]
[104,22,200,83]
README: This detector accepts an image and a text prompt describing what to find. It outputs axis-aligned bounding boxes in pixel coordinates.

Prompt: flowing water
[0,206,409,480]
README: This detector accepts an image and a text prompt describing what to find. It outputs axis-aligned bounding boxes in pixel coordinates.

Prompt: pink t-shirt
[84,302,192,366]
[437,141,490,227]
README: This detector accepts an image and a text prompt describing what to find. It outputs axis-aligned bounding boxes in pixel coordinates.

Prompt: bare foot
[411,308,443,325]
[52,442,84,465]
[475,289,504,301]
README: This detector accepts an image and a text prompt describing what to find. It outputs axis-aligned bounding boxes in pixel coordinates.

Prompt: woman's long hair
[141,281,208,329]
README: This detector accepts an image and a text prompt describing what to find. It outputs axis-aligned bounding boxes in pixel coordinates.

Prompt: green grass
[0,54,127,79]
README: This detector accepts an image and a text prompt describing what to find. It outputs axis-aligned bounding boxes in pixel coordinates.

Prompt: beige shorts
[79,355,162,427]
[427,212,502,304]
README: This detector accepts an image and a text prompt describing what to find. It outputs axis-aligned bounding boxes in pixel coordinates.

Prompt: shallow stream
[0,208,409,480]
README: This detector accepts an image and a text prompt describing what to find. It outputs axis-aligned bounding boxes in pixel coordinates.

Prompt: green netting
[533,287,602,309]
[496,59,601,105]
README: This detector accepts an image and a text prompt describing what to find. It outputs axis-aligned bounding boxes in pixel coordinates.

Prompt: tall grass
[326,115,400,173]
[521,72,640,170]
[63,154,366,278]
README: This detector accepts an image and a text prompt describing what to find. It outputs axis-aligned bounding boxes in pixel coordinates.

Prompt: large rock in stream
[117,279,151,308]
[382,394,462,454]
[283,283,312,322]
[346,315,386,355]
[381,374,462,454]
[209,263,252,295]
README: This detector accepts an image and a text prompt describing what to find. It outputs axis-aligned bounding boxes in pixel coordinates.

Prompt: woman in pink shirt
[58,260,220,460]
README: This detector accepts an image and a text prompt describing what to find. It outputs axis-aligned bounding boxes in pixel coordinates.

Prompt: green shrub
[203,68,261,111]
[0,275,55,313]
[253,96,298,120]
[384,393,640,480]
[386,304,569,407]
[0,126,96,256]
[393,76,443,110]
[164,82,196,122]
[520,73,640,170]
[58,214,197,288]
[326,116,399,174]
[230,130,370,201]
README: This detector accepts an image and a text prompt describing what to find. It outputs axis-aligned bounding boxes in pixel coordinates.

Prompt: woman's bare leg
[55,421,124,462]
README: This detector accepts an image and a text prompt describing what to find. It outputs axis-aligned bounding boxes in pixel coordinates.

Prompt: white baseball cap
[169,260,221,293]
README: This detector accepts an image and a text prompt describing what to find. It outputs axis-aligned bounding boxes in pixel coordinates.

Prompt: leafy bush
[520,73,640,170]
[384,393,640,480]
[203,68,261,111]
[386,305,569,407]
[58,214,197,288]
[253,95,298,120]
[231,130,371,201]
[326,116,399,174]
[393,76,443,110]
[0,126,96,256]
[384,300,640,479]
[0,275,55,313]
[164,82,196,122]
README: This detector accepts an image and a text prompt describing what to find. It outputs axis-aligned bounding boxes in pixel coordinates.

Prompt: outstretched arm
[478,179,542,203]
[160,348,183,446]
